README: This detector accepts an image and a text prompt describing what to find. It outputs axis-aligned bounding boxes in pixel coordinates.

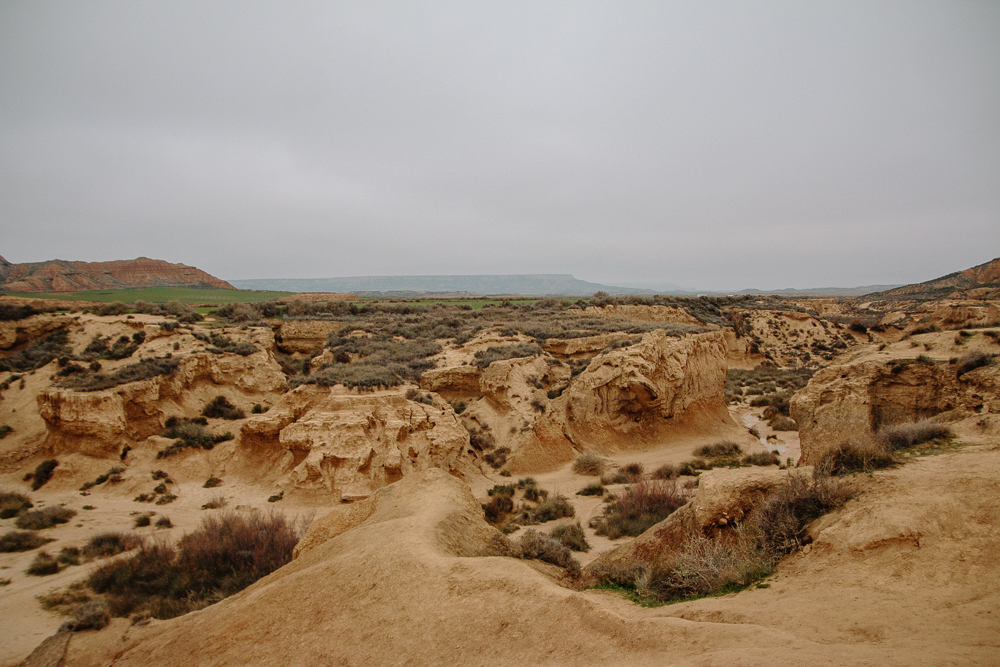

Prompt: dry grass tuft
[572,453,605,476]
[592,480,686,540]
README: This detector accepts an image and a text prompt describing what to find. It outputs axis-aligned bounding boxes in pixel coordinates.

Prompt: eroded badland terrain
[2,259,1000,666]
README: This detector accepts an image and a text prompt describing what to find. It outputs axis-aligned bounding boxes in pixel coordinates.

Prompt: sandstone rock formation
[585,303,704,325]
[0,256,234,292]
[0,313,74,350]
[237,387,475,500]
[273,320,343,353]
[38,348,286,457]
[791,353,1000,465]
[418,365,483,400]
[542,333,635,358]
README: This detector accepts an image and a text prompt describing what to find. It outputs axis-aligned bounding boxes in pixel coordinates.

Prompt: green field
[2,287,294,304]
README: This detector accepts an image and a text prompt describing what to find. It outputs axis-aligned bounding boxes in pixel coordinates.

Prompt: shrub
[30,459,59,490]
[202,396,246,420]
[511,529,580,576]
[601,462,644,485]
[155,516,173,528]
[742,451,780,466]
[549,523,590,552]
[522,485,549,503]
[593,481,685,540]
[487,484,516,497]
[83,532,142,559]
[88,511,300,619]
[134,514,152,527]
[267,492,284,503]
[483,495,514,525]
[201,496,227,510]
[16,505,76,530]
[572,453,605,476]
[157,419,232,458]
[531,495,574,523]
[694,441,742,458]
[203,477,223,488]
[57,357,179,391]
[769,415,798,431]
[0,330,71,372]
[0,425,12,439]
[817,438,895,476]
[576,482,605,496]
[134,493,156,503]
[591,474,851,603]
[956,352,994,378]
[27,551,61,576]
[651,464,677,480]
[155,494,178,505]
[876,420,952,450]
[483,446,510,469]
[0,530,54,552]
[0,490,32,519]
[61,600,111,632]
[58,546,81,566]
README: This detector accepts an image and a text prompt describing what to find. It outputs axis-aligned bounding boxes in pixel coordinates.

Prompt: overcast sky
[1,1,998,291]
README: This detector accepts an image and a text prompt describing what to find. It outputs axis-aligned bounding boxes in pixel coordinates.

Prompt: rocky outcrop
[37,348,286,457]
[419,365,483,400]
[0,257,234,293]
[791,357,1000,465]
[0,313,74,350]
[555,329,733,452]
[237,387,474,500]
[274,320,343,353]
[543,333,634,358]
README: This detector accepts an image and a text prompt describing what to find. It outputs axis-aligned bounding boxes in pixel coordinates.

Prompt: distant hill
[230,274,650,297]
[0,256,235,293]
[870,257,1000,300]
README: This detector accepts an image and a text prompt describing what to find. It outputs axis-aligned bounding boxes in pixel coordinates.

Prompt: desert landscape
[1,256,998,666]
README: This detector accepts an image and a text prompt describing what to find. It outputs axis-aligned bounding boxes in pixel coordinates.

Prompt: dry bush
[57,357,179,392]
[769,415,798,431]
[651,464,678,480]
[693,441,742,458]
[592,474,852,603]
[203,477,223,488]
[60,600,111,632]
[201,496,227,510]
[0,530,54,552]
[549,523,590,552]
[88,511,299,619]
[530,495,574,523]
[82,532,142,559]
[572,453,605,476]
[876,420,952,450]
[28,551,61,576]
[202,396,245,420]
[817,438,894,476]
[30,459,59,490]
[472,344,542,369]
[593,480,686,539]
[576,482,605,496]
[742,451,780,466]
[15,505,76,530]
[956,352,994,378]
[511,529,581,576]
[601,462,644,485]
[0,490,32,519]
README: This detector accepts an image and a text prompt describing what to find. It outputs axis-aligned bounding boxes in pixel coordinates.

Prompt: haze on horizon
[1,1,998,292]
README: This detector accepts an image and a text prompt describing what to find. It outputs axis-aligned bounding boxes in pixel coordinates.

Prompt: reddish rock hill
[0,255,234,292]
[875,256,1000,299]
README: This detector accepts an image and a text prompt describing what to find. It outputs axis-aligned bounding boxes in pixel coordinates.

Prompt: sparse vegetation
[201,495,227,510]
[742,451,781,466]
[876,420,952,450]
[57,357,179,391]
[27,551,61,576]
[592,480,686,539]
[203,476,223,488]
[202,395,246,420]
[0,330,71,373]
[591,473,852,603]
[15,505,76,530]
[0,425,12,439]
[30,459,59,490]
[472,344,543,369]
[572,453,605,476]
[507,529,581,576]
[576,482,605,496]
[87,511,300,619]
[549,523,590,552]
[157,418,233,458]
[956,352,994,378]
[82,532,142,559]
[0,490,33,519]
[601,462,644,485]
[0,530,54,552]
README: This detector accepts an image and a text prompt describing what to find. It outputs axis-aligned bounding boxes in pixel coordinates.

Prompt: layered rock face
[238,387,474,500]
[37,348,286,457]
[791,358,1000,465]
[0,256,234,292]
[274,320,343,353]
[585,304,704,325]
[555,329,732,452]
[0,313,74,350]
